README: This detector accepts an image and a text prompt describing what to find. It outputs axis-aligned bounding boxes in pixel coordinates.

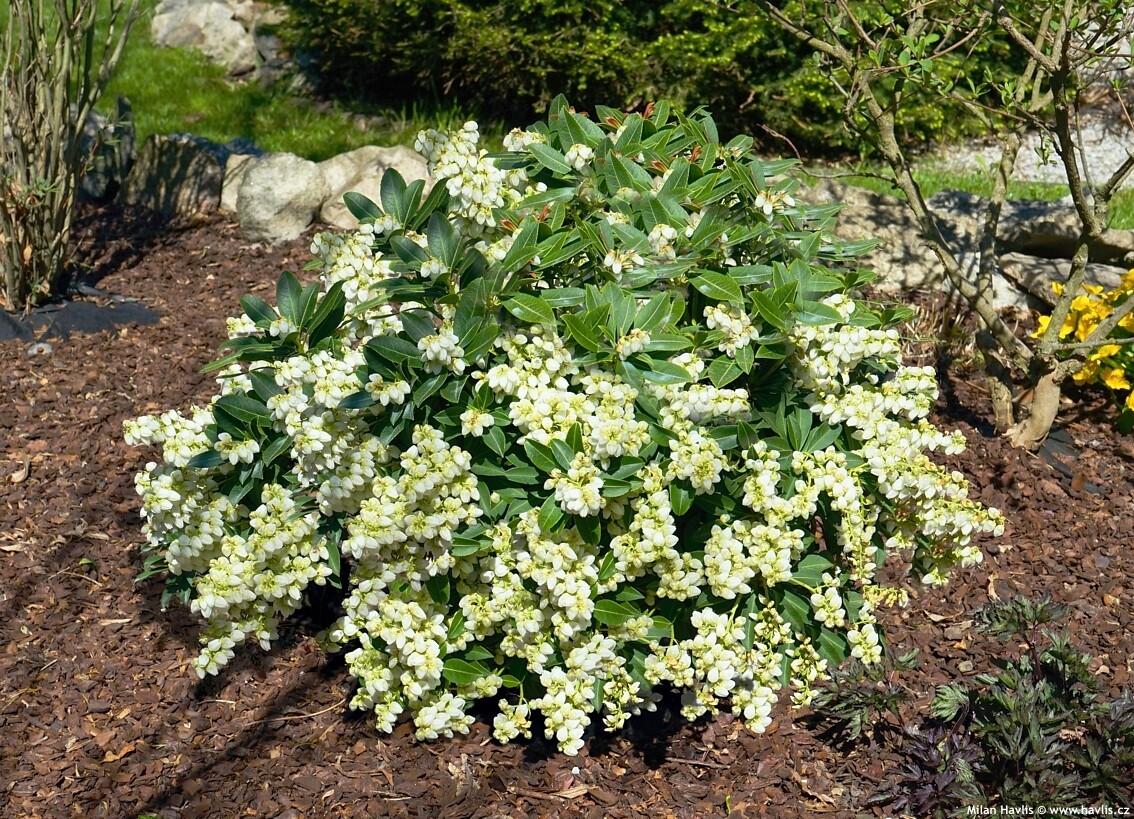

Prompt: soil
[2,204,1133,819]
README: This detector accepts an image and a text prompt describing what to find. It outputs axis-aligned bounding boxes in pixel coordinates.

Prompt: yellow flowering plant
[1035,270,1134,429]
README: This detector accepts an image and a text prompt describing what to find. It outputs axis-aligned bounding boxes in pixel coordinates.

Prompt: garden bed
[2,203,1132,818]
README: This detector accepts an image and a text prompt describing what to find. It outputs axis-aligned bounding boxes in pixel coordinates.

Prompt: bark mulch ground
[2,204,1132,819]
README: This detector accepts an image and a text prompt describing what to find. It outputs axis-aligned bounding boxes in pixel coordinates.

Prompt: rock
[803,180,950,291]
[317,145,430,229]
[151,0,259,76]
[77,95,136,203]
[930,189,1134,266]
[237,153,329,243]
[998,253,1130,306]
[120,133,228,216]
[218,138,266,213]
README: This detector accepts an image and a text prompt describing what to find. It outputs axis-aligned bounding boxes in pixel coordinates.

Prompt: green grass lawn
[825,167,1134,230]
[97,0,493,160]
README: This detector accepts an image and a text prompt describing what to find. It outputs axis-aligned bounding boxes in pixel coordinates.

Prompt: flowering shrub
[1035,271,1134,427]
[126,98,1003,754]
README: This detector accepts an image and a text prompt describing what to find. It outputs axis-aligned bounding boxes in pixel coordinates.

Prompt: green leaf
[643,332,693,353]
[446,611,466,645]
[262,435,291,466]
[442,658,490,686]
[816,629,849,668]
[500,218,540,273]
[398,309,436,343]
[528,142,573,175]
[380,168,407,217]
[426,212,460,267]
[503,293,556,327]
[248,369,282,402]
[734,343,755,374]
[803,423,841,452]
[689,271,743,303]
[637,357,694,385]
[592,599,643,627]
[779,588,811,634]
[463,321,500,365]
[669,481,694,516]
[613,114,644,154]
[549,438,575,471]
[792,554,835,588]
[795,300,844,325]
[307,282,346,348]
[562,312,603,352]
[276,272,303,325]
[463,644,493,662]
[541,287,586,308]
[366,336,423,367]
[483,425,507,457]
[186,449,225,469]
[633,292,670,333]
[524,440,558,474]
[574,514,601,546]
[343,190,383,224]
[706,356,743,388]
[538,494,565,534]
[240,294,276,325]
[597,550,617,583]
[426,573,451,605]
[214,394,272,427]
[325,534,342,589]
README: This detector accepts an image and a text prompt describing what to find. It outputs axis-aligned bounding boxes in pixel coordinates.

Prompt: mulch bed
[2,204,1133,819]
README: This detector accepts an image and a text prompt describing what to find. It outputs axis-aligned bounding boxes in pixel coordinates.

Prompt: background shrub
[277,0,1027,156]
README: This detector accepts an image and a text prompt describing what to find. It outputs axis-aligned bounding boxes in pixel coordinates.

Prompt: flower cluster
[1035,271,1134,419]
[128,99,1004,755]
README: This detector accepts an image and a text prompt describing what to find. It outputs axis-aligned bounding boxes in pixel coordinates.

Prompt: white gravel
[929,104,1134,186]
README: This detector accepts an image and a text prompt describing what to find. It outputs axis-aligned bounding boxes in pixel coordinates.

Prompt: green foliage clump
[126,98,1002,754]
[812,596,1134,815]
[276,0,1025,155]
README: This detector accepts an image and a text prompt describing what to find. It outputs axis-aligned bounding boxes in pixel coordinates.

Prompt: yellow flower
[1071,294,1094,313]
[1084,284,1105,295]
[1095,344,1121,360]
[1127,391,1134,412]
[1073,358,1099,385]
[1052,282,1065,297]
[1118,269,1134,295]
[1121,313,1134,332]
[1103,367,1131,391]
[1032,315,1051,339]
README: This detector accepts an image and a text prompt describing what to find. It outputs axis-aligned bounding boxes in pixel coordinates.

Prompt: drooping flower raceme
[127,99,1003,755]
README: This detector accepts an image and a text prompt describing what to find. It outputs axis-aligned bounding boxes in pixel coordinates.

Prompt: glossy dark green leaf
[240,294,276,325]
[442,658,490,686]
[689,270,743,303]
[592,598,643,627]
[343,190,383,224]
[276,272,303,325]
[503,293,555,327]
[307,282,346,348]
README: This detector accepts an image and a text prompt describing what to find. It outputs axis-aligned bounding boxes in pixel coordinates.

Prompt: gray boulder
[317,145,430,229]
[218,138,266,212]
[237,153,329,243]
[928,189,1134,266]
[120,133,228,215]
[998,253,1130,306]
[151,0,259,76]
[802,180,949,291]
